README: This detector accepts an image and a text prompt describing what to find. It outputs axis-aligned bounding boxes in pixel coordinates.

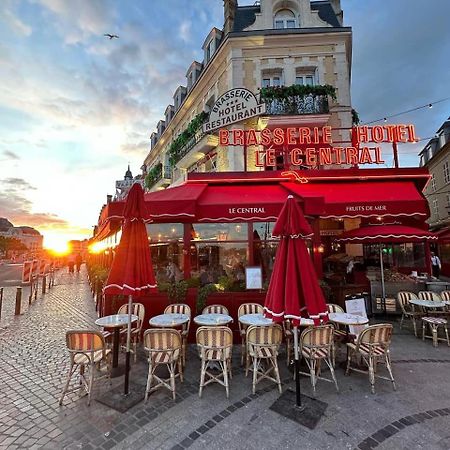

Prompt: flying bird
[104,33,119,40]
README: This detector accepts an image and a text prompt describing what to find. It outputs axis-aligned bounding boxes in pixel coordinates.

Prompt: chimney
[223,0,237,35]
[329,0,343,26]
[106,195,112,204]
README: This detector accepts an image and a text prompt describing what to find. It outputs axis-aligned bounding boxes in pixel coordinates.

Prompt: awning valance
[335,224,437,243]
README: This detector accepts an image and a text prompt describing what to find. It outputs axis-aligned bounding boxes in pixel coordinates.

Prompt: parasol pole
[379,245,386,314]
[293,325,303,408]
[124,294,133,395]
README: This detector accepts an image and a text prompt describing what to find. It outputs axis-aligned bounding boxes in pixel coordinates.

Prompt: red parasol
[264,195,328,408]
[264,195,328,326]
[103,183,156,394]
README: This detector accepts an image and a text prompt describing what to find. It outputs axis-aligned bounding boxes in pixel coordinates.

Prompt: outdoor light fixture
[316,244,325,253]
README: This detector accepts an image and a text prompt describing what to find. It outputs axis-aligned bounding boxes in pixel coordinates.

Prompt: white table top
[95,314,139,328]
[239,313,273,326]
[409,298,446,308]
[194,313,233,326]
[329,312,369,326]
[149,313,189,327]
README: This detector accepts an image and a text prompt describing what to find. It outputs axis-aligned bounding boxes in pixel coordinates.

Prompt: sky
[0,0,449,250]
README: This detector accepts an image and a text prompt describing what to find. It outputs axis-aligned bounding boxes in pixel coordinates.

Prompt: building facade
[419,118,450,230]
[144,0,352,190]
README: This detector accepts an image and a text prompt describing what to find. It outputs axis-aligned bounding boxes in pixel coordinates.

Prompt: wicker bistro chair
[59,330,111,406]
[418,291,442,302]
[202,304,229,315]
[238,303,264,366]
[300,324,339,394]
[397,291,421,337]
[346,323,396,394]
[143,329,183,400]
[422,317,450,347]
[196,326,233,398]
[440,291,450,302]
[327,303,346,365]
[118,303,146,362]
[164,303,191,366]
[246,324,283,394]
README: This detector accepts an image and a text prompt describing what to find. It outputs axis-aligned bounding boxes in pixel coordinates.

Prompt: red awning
[145,183,206,221]
[437,227,450,243]
[335,224,437,243]
[195,184,293,222]
[285,180,428,219]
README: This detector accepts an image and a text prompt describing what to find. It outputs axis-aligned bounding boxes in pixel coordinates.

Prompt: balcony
[172,133,219,170]
[145,163,172,191]
[260,84,335,128]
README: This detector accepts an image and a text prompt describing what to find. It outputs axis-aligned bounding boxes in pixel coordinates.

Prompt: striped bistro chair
[196,326,233,398]
[202,304,229,315]
[346,324,396,394]
[59,330,111,406]
[118,303,146,362]
[418,291,442,302]
[440,291,450,302]
[246,324,283,394]
[327,303,346,365]
[300,324,339,394]
[397,291,420,336]
[422,317,450,347]
[238,303,264,366]
[164,303,191,366]
[143,329,183,401]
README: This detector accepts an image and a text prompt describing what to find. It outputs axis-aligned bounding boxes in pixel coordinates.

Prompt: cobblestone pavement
[1,269,450,449]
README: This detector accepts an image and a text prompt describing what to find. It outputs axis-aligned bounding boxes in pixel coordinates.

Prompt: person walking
[75,253,82,273]
[431,251,441,279]
[67,254,75,274]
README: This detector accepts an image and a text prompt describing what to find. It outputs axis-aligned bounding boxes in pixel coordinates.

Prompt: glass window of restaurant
[147,223,184,283]
[363,243,425,273]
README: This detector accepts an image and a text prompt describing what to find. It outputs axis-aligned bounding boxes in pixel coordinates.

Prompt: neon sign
[218,125,418,166]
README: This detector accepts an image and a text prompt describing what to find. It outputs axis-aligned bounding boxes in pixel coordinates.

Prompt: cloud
[0,177,68,229]
[2,150,20,160]
[180,20,192,42]
[0,4,32,37]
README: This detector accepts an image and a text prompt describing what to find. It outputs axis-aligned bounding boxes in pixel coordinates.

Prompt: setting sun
[43,235,71,255]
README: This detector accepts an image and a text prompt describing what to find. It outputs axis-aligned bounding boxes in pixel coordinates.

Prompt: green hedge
[260,84,337,102]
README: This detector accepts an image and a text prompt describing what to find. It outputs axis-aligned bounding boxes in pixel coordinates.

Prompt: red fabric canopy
[103,184,156,296]
[264,196,328,326]
[436,227,450,243]
[335,224,437,244]
[286,181,429,219]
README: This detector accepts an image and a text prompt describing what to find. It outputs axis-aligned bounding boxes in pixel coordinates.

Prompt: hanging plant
[168,111,209,166]
[144,162,162,189]
[259,84,337,102]
[351,108,361,125]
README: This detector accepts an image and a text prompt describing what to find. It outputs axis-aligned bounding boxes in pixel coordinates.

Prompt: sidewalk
[1,270,450,449]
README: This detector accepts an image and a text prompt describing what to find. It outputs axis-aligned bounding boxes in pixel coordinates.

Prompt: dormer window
[206,39,215,62]
[274,9,296,29]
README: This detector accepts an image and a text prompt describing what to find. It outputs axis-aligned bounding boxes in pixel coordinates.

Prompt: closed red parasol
[264,195,328,407]
[103,183,156,394]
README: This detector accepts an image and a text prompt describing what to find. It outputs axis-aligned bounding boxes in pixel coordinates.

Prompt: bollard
[29,277,33,305]
[0,287,3,319]
[34,277,38,300]
[15,287,22,315]
[42,276,46,294]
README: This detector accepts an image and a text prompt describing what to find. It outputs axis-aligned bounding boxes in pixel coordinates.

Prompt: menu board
[245,267,262,290]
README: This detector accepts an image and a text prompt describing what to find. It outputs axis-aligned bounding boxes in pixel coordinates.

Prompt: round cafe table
[149,313,190,328]
[409,298,446,310]
[239,313,273,326]
[194,313,233,326]
[328,312,369,365]
[95,314,139,375]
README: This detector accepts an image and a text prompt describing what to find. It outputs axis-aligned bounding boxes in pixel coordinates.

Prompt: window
[274,9,297,29]
[433,199,439,218]
[444,160,450,184]
[206,39,215,62]
[295,75,315,86]
[431,174,436,192]
[262,74,282,87]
